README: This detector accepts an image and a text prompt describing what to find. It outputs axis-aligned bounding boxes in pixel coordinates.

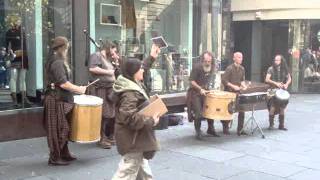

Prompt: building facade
[0,0,223,141]
[230,0,320,93]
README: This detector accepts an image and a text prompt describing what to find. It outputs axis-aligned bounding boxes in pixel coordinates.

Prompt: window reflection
[0,0,72,110]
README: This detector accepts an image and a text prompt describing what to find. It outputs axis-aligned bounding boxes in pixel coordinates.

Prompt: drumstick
[87,78,100,87]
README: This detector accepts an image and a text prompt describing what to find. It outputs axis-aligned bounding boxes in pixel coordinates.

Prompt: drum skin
[70,95,103,143]
[203,90,236,120]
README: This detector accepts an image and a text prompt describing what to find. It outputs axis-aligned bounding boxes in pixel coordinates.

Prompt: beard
[203,64,212,73]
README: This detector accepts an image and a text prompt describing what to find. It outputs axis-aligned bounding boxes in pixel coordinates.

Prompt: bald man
[221,52,248,136]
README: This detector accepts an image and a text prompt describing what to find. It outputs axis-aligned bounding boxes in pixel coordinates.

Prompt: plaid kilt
[43,92,74,157]
[87,85,115,119]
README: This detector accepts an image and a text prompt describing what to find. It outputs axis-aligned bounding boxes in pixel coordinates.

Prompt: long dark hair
[272,54,289,74]
[102,40,117,59]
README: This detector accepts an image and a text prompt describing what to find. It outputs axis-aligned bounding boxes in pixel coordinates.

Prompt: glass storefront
[0,0,72,111]
[0,0,222,112]
[89,0,194,94]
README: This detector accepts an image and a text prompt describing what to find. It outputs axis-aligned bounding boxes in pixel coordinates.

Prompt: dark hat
[52,36,68,50]
[122,57,142,80]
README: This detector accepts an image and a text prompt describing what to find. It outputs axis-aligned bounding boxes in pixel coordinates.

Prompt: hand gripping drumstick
[87,78,100,87]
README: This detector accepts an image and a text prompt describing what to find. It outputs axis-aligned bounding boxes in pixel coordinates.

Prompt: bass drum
[70,95,103,143]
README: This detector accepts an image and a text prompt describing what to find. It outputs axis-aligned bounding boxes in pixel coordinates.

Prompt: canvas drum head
[74,95,103,106]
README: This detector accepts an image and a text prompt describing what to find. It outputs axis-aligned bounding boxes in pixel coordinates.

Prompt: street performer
[87,40,120,149]
[221,52,248,136]
[44,36,86,165]
[187,51,220,140]
[265,54,291,131]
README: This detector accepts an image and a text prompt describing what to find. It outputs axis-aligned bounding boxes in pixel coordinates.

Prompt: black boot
[268,115,275,130]
[278,114,288,131]
[207,120,220,137]
[194,119,203,140]
[222,121,231,135]
[237,112,247,136]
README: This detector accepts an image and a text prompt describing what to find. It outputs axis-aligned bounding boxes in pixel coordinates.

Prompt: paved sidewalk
[1,94,320,180]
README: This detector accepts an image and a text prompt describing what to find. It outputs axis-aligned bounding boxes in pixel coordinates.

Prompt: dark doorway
[232,21,252,80]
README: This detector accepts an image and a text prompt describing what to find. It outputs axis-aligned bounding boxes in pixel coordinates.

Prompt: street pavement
[1,94,320,180]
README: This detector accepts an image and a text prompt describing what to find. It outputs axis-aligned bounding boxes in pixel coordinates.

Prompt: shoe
[97,140,112,149]
[223,128,231,135]
[107,137,116,145]
[268,126,276,130]
[207,130,220,137]
[48,158,70,166]
[195,130,204,140]
[62,154,77,161]
[237,131,248,136]
[278,127,288,131]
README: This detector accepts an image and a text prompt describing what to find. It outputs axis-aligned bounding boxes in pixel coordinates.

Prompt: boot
[206,120,220,137]
[278,114,288,131]
[268,115,276,130]
[11,93,18,106]
[222,121,231,135]
[237,112,247,136]
[194,119,203,140]
[97,135,112,149]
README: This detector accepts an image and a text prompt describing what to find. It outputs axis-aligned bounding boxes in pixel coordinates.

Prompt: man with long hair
[87,40,120,149]
[265,54,291,131]
[187,51,220,140]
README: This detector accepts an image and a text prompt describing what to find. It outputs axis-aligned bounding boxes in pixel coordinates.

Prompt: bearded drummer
[221,52,248,136]
[265,54,291,131]
[187,51,220,140]
[44,37,86,165]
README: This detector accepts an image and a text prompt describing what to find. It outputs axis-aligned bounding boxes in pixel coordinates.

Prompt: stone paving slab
[288,169,320,180]
[225,171,286,180]
[1,94,320,179]
[226,155,306,177]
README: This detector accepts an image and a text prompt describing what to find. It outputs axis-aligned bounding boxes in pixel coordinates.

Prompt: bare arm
[265,73,282,88]
[89,66,114,76]
[60,81,86,94]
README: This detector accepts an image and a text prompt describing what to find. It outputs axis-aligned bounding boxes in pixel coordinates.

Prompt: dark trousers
[192,94,215,132]
[221,112,245,133]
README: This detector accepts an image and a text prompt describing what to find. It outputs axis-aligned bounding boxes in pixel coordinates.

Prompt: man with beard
[265,54,291,131]
[221,52,248,136]
[187,51,219,140]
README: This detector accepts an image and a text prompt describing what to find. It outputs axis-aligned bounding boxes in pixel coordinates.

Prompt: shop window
[0,0,72,111]
[90,0,193,95]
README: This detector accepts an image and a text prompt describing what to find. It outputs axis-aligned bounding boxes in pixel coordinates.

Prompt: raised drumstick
[87,78,100,87]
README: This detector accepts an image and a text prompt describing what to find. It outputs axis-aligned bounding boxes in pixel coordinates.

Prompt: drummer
[44,36,87,165]
[87,40,119,149]
[265,54,291,131]
[221,52,248,136]
[187,51,220,140]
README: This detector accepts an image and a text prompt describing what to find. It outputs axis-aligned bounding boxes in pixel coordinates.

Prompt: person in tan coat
[112,57,160,180]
